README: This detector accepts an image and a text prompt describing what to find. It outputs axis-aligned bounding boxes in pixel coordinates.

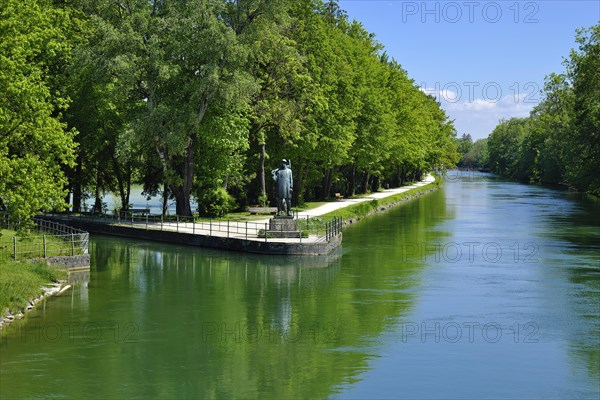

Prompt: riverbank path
[254,173,436,224]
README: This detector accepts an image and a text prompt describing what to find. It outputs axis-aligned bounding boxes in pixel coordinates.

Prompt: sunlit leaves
[0,0,77,225]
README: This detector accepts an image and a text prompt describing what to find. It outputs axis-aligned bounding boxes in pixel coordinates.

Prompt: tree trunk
[162,182,169,216]
[113,157,129,211]
[170,137,195,216]
[259,142,266,199]
[93,163,102,213]
[361,171,370,194]
[93,183,102,214]
[295,162,305,205]
[350,165,356,197]
[125,164,131,209]
[372,175,380,192]
[172,186,192,216]
[400,165,406,186]
[72,156,83,213]
[322,169,332,199]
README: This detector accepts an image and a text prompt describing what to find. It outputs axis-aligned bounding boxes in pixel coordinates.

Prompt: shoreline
[320,173,442,226]
[0,255,89,331]
[0,281,70,330]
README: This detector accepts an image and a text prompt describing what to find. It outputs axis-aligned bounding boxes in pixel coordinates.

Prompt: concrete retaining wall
[30,254,90,269]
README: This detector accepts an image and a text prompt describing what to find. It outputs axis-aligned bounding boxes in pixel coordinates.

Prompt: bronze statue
[271,159,293,216]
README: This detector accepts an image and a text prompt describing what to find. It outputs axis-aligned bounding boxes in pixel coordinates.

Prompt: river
[1,172,599,399]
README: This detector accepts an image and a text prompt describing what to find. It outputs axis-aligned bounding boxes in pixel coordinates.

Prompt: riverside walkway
[254,173,436,224]
[45,174,435,255]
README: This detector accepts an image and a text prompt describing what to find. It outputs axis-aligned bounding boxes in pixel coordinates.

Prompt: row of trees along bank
[1,0,460,224]
[486,24,599,195]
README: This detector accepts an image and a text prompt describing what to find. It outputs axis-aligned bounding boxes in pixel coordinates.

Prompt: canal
[1,172,599,399]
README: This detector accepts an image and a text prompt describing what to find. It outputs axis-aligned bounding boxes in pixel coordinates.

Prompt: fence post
[193,219,195,235]
[13,236,17,260]
[210,219,212,236]
[177,216,179,233]
[71,233,75,256]
[227,220,230,238]
[161,215,163,231]
[146,215,148,231]
[264,223,268,243]
[43,235,47,258]
[245,222,248,240]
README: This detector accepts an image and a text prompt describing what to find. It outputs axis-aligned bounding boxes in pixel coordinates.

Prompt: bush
[197,187,236,218]
[258,193,268,208]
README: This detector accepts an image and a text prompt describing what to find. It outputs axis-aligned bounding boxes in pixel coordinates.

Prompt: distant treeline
[485,24,599,195]
[1,0,459,224]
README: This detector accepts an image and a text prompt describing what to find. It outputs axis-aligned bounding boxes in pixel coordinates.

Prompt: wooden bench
[120,208,151,217]
[248,207,278,215]
[335,193,344,200]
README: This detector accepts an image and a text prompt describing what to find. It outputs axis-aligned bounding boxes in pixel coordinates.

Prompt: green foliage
[0,259,66,315]
[486,23,599,194]
[4,0,461,223]
[487,117,530,178]
[258,193,268,208]
[0,0,78,227]
[197,187,236,218]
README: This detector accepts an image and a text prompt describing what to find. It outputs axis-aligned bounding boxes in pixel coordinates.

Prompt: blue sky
[339,0,600,140]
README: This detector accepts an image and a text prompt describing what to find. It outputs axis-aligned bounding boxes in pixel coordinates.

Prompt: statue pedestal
[268,216,300,238]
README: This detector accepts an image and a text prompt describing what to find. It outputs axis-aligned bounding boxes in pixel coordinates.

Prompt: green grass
[320,173,442,220]
[295,201,329,210]
[0,258,66,315]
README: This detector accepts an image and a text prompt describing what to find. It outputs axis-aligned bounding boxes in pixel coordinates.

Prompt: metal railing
[47,212,342,244]
[0,217,89,261]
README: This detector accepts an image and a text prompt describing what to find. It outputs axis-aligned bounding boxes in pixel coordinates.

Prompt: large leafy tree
[0,0,78,226]
[82,0,280,216]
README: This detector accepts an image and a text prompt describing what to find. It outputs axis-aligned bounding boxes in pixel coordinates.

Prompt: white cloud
[419,85,538,139]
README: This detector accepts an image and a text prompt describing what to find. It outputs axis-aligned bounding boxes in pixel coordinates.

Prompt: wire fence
[0,216,89,261]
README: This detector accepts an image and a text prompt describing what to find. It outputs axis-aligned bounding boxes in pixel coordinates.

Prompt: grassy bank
[0,251,67,317]
[321,173,442,221]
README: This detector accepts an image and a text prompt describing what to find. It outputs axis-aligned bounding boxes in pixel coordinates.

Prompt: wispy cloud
[420,86,537,139]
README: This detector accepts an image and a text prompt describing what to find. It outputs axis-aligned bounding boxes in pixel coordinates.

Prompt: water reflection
[2,176,599,399]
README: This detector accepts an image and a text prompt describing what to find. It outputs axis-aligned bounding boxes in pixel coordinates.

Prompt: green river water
[1,172,599,399]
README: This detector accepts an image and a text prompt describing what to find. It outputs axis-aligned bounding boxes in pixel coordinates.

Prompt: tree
[82,0,278,216]
[565,24,600,194]
[0,0,77,227]
[487,118,529,177]
[485,22,598,193]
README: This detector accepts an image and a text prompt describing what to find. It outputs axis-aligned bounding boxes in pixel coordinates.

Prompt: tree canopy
[0,0,79,226]
[2,0,460,221]
[487,23,600,195]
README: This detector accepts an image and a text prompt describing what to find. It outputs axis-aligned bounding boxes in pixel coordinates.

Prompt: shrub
[197,187,236,218]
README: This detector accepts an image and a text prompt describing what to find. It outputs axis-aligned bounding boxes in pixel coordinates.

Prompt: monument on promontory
[269,159,299,237]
